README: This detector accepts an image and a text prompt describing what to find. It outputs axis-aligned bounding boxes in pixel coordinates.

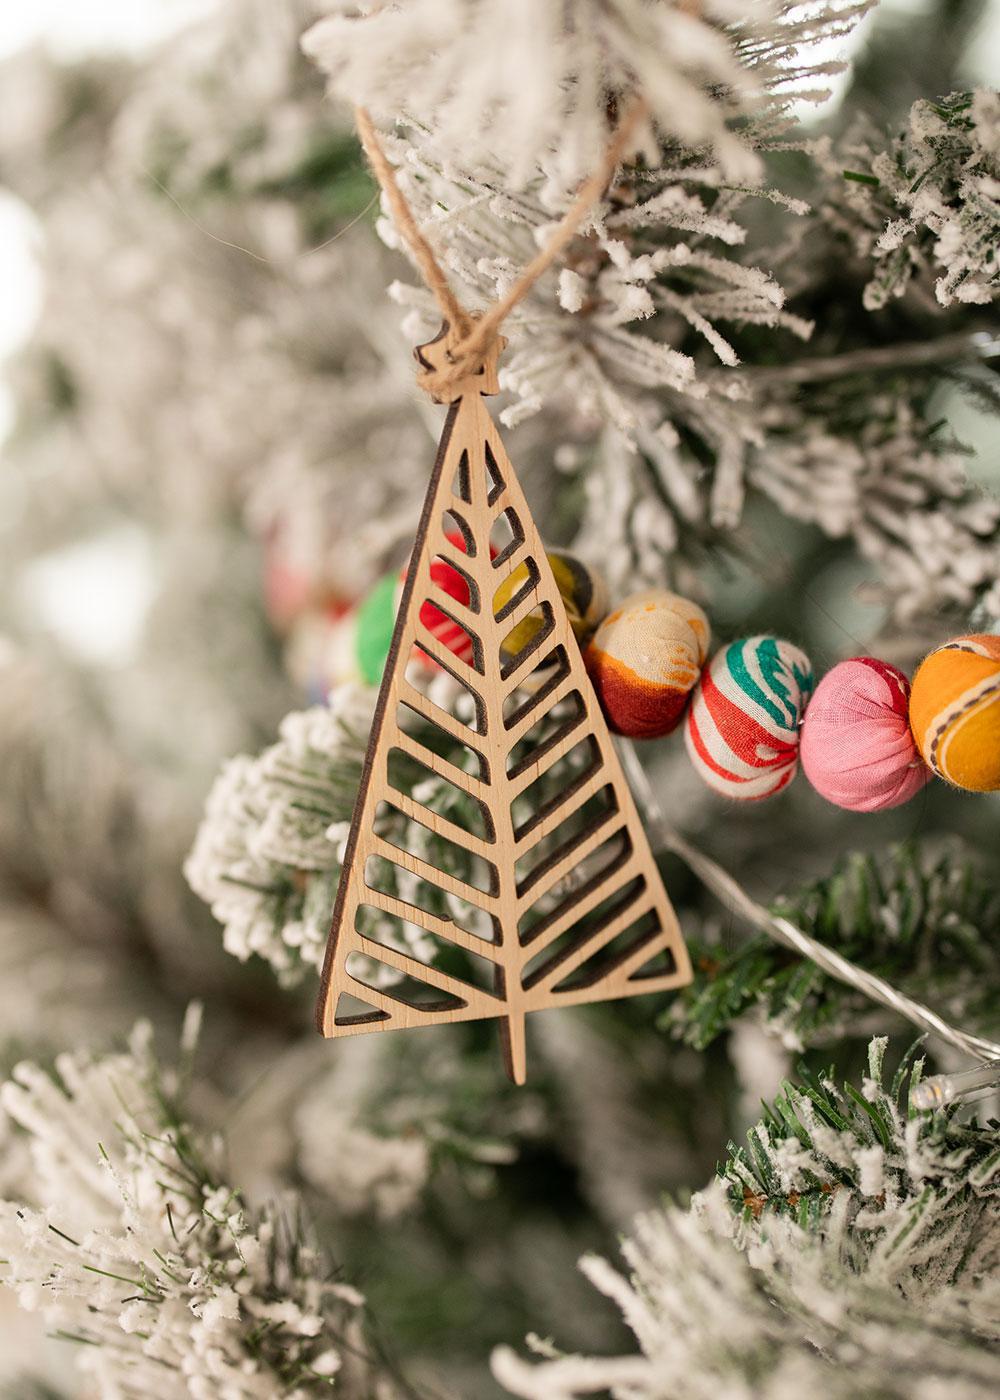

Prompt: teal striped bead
[685,635,814,800]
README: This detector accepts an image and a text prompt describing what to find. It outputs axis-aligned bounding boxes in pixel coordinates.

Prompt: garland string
[617,740,1000,1071]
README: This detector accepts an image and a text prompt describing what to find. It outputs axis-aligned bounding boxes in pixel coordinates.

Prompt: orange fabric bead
[909,634,1000,792]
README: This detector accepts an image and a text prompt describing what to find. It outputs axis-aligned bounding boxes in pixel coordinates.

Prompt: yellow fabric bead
[495,549,608,658]
[909,634,1000,792]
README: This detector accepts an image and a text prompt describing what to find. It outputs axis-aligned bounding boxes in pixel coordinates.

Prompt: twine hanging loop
[354,98,649,399]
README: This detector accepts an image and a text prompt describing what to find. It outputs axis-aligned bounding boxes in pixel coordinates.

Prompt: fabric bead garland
[584,589,710,739]
[800,658,931,812]
[578,581,999,803]
[684,635,814,801]
[351,543,605,690]
[305,525,1000,806]
[909,634,1000,792]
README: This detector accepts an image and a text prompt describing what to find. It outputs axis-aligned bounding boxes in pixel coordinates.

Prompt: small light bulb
[911,1060,1000,1111]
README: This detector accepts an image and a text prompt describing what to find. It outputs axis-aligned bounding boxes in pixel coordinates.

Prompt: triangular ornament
[316,325,693,1082]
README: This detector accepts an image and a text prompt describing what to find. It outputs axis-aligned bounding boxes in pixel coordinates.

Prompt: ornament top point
[415,321,506,403]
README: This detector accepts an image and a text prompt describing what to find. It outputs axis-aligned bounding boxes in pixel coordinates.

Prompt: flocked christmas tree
[0,0,998,1395]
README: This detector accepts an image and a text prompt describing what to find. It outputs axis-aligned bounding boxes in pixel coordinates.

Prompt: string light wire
[617,741,1000,1107]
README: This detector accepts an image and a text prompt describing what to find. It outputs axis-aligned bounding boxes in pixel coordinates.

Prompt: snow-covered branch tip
[834,90,1000,310]
[186,679,502,992]
[494,1039,1000,1400]
[0,1013,396,1397]
[184,685,376,983]
[300,0,872,436]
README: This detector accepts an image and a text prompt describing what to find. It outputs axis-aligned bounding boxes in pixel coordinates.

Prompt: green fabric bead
[354,571,400,686]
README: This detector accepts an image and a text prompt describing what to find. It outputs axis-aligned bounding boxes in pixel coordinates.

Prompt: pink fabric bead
[800,657,932,812]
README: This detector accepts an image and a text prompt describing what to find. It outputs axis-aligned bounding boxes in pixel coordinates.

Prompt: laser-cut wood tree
[316,326,692,1082]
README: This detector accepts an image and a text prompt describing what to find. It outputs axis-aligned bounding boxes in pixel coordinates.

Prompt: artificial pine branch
[0,1014,408,1397]
[496,1038,1000,1399]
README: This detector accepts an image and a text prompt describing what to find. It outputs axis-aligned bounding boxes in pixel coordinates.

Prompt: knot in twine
[354,100,649,400]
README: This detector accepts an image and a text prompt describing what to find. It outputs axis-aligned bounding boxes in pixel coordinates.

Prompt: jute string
[354,99,649,395]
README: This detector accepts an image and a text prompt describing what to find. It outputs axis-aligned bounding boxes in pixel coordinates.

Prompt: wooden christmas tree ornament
[316,325,692,1082]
